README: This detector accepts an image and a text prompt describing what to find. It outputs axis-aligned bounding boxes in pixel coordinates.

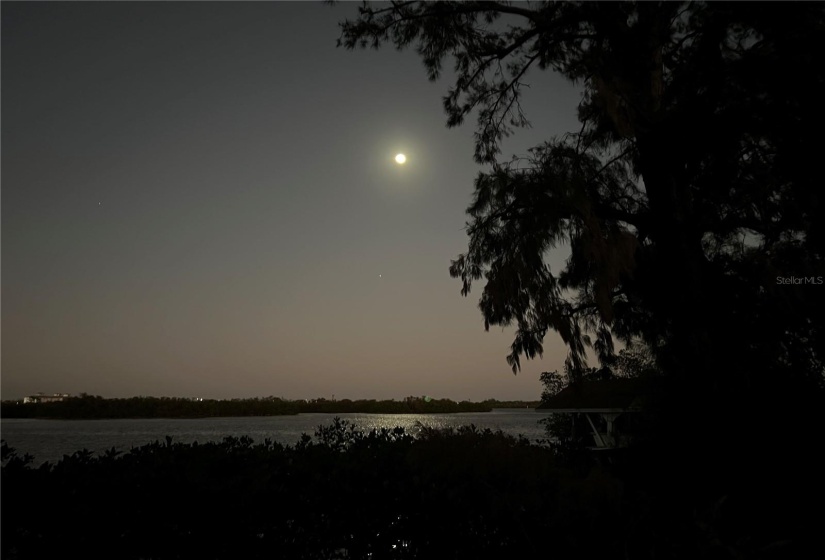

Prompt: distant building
[23,392,70,404]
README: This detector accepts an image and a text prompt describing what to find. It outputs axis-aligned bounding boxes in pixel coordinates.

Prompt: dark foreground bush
[1,419,819,560]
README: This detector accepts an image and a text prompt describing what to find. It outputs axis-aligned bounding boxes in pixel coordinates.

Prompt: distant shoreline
[1,409,541,421]
[1,395,541,420]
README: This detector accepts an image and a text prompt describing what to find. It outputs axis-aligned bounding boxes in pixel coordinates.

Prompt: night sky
[2,1,583,401]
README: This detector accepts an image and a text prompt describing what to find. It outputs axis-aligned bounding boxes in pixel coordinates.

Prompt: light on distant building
[23,393,70,404]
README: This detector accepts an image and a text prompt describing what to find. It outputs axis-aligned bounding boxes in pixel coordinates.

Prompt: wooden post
[585,413,607,447]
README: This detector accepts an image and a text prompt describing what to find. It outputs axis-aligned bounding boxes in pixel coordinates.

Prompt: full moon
[395,153,406,164]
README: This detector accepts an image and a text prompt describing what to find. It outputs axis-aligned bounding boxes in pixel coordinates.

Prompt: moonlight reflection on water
[1,410,551,465]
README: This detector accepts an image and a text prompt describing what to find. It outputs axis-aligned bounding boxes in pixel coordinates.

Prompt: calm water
[1,409,552,465]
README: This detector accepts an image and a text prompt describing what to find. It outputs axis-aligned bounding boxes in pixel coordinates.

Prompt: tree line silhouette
[2,418,793,560]
[0,394,539,419]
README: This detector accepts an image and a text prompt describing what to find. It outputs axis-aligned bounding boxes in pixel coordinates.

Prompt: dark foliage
[1,422,603,560]
[4,418,817,560]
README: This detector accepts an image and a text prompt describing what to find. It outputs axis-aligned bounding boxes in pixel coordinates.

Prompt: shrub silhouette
[5,417,809,560]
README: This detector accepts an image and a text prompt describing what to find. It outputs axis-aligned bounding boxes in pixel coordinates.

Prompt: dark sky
[2,1,583,401]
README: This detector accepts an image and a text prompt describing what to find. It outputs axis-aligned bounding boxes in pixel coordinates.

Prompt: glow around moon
[394,153,407,164]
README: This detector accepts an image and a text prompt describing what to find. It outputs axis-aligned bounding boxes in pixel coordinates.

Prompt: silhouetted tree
[338,2,825,399]
[612,344,659,379]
